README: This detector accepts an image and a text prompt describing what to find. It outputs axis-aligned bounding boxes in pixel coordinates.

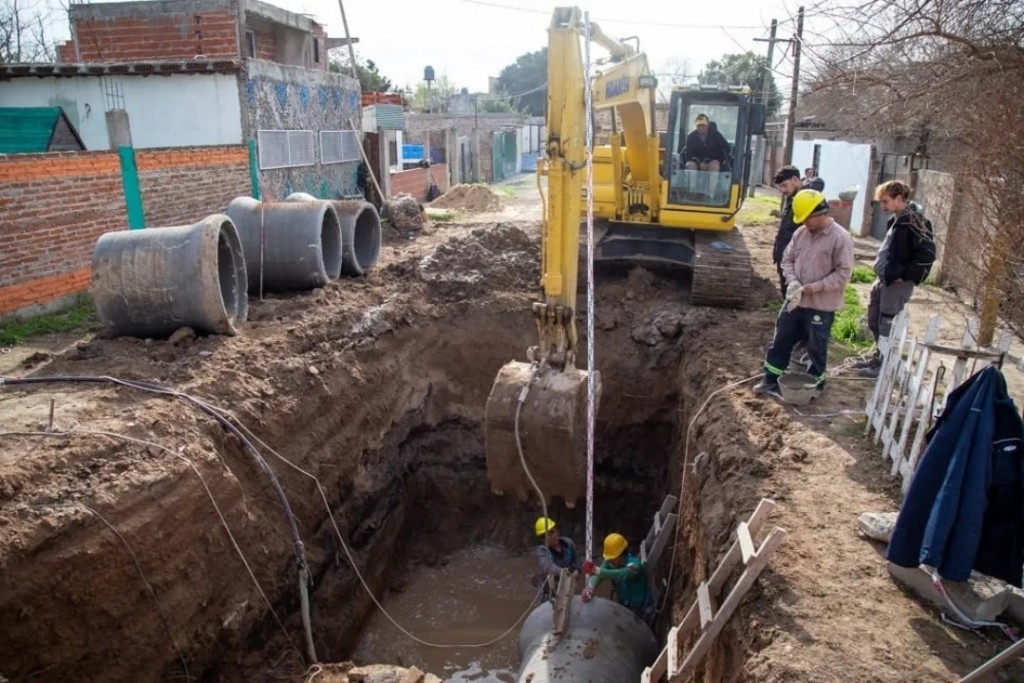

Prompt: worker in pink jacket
[754,189,855,397]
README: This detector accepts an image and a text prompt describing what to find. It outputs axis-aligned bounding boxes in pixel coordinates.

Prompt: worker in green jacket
[582,532,655,625]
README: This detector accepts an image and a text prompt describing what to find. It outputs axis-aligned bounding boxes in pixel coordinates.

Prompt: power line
[459,0,768,30]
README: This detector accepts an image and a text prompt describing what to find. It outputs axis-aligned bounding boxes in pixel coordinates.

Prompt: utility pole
[749,19,779,197]
[783,6,804,166]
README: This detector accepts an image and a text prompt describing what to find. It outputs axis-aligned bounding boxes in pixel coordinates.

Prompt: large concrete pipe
[516,597,659,683]
[91,214,248,338]
[225,196,343,293]
[285,193,381,276]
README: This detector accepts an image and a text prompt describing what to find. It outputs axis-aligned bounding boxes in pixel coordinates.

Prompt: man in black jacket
[681,114,730,170]
[771,166,804,297]
[857,180,936,377]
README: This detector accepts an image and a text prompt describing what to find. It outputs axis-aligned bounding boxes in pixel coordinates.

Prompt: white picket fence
[865,310,1014,494]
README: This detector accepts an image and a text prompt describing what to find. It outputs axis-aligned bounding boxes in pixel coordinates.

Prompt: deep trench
[223,304,688,681]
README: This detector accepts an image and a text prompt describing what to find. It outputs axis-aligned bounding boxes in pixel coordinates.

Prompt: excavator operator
[681,113,730,171]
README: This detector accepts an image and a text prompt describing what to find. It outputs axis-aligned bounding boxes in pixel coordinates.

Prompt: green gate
[491,130,518,182]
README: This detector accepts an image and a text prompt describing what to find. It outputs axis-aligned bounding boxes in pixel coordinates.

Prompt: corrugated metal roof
[0,107,63,153]
[362,104,404,131]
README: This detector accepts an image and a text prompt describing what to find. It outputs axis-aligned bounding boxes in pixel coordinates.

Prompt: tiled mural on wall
[243,62,364,201]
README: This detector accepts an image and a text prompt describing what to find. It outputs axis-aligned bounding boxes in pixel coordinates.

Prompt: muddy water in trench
[352,545,541,682]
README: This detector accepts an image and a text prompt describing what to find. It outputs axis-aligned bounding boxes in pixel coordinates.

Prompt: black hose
[0,375,307,573]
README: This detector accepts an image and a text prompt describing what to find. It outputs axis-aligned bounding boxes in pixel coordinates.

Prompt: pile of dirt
[386,194,426,232]
[428,184,503,213]
[417,223,539,301]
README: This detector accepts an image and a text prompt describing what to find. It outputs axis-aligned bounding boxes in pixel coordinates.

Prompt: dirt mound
[386,193,425,232]
[429,184,503,213]
[418,223,539,301]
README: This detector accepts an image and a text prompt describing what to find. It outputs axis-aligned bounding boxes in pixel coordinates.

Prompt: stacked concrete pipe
[285,192,381,276]
[91,214,248,337]
[515,597,659,682]
[225,196,343,293]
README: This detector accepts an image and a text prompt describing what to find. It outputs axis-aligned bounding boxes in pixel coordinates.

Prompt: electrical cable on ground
[0,375,315,662]
[0,426,302,662]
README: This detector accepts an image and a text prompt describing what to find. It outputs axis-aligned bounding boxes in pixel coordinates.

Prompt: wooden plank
[675,500,777,649]
[882,338,917,456]
[890,345,930,473]
[872,312,911,441]
[866,312,908,431]
[644,513,677,569]
[551,568,574,635]
[666,625,681,680]
[959,633,1024,682]
[697,582,713,629]
[671,528,788,682]
[737,521,755,565]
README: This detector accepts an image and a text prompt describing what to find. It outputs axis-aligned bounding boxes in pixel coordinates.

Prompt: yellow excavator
[485,7,766,505]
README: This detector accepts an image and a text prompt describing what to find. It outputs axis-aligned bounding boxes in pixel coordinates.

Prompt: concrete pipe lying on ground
[91,214,248,338]
[225,196,343,292]
[286,193,381,276]
[516,597,659,682]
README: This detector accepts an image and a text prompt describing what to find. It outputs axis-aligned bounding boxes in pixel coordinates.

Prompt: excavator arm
[484,6,645,506]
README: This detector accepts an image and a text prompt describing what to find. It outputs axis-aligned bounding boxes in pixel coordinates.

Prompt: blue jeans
[764,307,835,385]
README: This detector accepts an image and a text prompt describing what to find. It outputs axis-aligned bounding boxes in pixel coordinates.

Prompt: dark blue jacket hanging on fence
[887,365,1024,586]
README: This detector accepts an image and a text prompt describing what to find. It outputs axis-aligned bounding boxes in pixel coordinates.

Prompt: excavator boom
[484,6,611,506]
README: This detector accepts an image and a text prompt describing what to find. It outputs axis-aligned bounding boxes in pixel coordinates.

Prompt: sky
[40,0,813,95]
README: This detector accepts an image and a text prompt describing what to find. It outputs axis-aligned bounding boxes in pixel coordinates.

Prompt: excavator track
[690,228,752,308]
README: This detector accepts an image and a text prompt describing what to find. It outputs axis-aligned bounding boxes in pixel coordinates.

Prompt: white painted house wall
[2,73,243,150]
[793,139,873,235]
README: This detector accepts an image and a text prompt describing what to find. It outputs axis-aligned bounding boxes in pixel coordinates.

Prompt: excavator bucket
[484,360,601,507]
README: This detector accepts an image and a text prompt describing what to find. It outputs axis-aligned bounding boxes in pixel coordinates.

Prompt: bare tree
[800,0,1024,345]
[1,0,62,63]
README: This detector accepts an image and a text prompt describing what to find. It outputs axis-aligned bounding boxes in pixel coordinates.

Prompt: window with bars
[256,130,316,170]
[320,130,361,165]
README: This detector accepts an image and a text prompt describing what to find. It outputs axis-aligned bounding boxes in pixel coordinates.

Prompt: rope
[583,10,597,566]
[209,402,545,649]
[0,375,315,663]
[0,426,302,661]
[659,374,760,614]
[514,368,549,533]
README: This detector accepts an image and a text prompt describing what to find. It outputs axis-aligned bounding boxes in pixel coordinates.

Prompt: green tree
[329,56,393,92]
[700,52,782,116]
[495,47,547,116]
[479,96,516,113]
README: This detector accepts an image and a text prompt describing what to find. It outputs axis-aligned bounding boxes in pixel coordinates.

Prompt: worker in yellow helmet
[532,517,580,600]
[753,188,855,397]
[581,532,654,625]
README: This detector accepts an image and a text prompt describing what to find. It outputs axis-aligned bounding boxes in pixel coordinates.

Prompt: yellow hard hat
[602,532,628,560]
[535,517,556,537]
[791,189,829,225]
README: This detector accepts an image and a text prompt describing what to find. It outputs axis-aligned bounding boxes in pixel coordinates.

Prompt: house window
[245,30,256,58]
[257,130,316,169]
[313,38,320,64]
[320,130,361,165]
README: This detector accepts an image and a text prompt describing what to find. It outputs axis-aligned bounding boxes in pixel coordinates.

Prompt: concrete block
[888,563,1013,622]
[858,512,898,543]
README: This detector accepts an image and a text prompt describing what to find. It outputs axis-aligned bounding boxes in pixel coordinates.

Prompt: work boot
[858,363,882,379]
[752,378,780,396]
[853,352,881,369]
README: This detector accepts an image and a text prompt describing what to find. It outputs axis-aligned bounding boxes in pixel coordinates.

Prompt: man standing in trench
[533,517,580,600]
[854,180,936,378]
[754,189,855,396]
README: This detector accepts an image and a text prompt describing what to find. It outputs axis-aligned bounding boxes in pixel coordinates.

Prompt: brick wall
[390,164,448,203]
[60,9,239,63]
[0,146,253,318]
[0,152,127,316]
[253,29,277,61]
[137,146,251,226]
